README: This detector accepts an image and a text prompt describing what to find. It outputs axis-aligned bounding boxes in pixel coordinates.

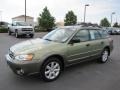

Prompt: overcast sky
[0,0,120,24]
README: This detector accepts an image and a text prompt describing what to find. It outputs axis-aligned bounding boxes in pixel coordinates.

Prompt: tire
[99,48,109,63]
[40,57,62,82]
[30,34,34,38]
[8,30,12,35]
[15,31,20,38]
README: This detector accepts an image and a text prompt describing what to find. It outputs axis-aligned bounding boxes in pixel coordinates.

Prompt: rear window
[89,30,101,40]
[98,30,109,38]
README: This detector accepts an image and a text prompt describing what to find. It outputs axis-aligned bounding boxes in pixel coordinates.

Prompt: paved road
[0,33,120,90]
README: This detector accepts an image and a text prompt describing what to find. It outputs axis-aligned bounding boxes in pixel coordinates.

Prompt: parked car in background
[107,27,113,35]
[6,25,113,82]
[111,28,118,35]
[115,28,120,35]
[8,21,34,38]
[107,27,120,35]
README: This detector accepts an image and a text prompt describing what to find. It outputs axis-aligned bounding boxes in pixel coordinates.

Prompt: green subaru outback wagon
[6,25,113,82]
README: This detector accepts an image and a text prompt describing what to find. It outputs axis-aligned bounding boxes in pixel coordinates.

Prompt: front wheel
[15,31,20,38]
[8,30,12,35]
[30,34,34,38]
[99,49,109,63]
[40,57,62,82]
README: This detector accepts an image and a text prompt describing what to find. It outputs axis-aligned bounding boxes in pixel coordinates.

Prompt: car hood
[10,38,58,55]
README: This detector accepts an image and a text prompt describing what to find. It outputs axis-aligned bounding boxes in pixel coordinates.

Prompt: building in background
[0,21,9,28]
[12,15,34,26]
[56,22,64,27]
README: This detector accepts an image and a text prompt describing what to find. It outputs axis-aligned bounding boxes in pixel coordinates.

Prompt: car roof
[13,21,27,23]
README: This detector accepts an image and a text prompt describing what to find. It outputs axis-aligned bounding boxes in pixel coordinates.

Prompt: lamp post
[25,0,26,22]
[0,11,2,22]
[111,12,115,27]
[84,4,90,23]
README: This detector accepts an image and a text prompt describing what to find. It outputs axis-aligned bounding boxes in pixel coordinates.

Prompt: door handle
[86,44,90,47]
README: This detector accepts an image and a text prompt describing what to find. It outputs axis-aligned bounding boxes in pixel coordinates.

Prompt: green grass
[0,27,8,33]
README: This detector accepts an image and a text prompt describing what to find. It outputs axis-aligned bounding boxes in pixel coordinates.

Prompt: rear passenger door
[89,29,104,55]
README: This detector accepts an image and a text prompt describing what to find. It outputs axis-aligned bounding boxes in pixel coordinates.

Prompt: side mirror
[69,39,80,44]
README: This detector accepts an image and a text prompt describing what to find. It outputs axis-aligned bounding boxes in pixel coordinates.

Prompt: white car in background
[116,28,120,34]
[8,21,34,38]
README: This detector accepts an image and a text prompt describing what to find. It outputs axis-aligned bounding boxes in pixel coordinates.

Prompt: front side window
[12,22,17,26]
[72,30,90,42]
[89,30,101,40]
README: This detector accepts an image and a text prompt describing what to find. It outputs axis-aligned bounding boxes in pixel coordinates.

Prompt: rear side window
[89,30,101,40]
[98,30,109,38]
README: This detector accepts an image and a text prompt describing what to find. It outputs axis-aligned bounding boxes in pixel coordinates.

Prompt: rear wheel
[40,57,62,82]
[99,48,109,63]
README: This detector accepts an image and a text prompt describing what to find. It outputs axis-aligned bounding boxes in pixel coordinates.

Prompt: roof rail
[77,23,102,28]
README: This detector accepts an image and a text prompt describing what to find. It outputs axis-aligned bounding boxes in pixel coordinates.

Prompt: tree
[113,22,119,27]
[64,11,77,26]
[38,7,55,31]
[100,18,110,27]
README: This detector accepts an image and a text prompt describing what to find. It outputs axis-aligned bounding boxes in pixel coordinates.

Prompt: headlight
[15,54,34,61]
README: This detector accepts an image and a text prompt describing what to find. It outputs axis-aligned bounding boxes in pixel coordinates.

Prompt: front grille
[9,50,15,59]
[22,28,33,31]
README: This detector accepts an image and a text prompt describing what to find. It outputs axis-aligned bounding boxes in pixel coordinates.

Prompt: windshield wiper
[44,38,52,41]
[44,38,62,43]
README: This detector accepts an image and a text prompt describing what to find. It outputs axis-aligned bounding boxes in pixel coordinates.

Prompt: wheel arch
[104,46,110,56]
[41,54,65,71]
[15,29,18,32]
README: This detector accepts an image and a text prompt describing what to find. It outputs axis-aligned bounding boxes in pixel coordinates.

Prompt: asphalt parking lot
[0,33,120,90]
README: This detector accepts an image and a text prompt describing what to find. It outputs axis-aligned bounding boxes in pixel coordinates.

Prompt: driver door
[67,29,92,63]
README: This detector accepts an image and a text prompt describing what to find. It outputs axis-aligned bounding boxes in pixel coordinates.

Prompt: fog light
[17,69,24,75]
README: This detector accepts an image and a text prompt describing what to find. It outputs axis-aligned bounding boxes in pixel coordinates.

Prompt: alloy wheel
[102,50,109,62]
[45,61,60,80]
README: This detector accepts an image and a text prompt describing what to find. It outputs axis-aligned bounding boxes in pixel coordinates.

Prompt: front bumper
[17,29,34,35]
[18,31,34,35]
[5,54,41,75]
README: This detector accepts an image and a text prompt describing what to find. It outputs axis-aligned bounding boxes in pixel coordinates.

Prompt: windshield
[42,28,75,43]
[16,22,29,26]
